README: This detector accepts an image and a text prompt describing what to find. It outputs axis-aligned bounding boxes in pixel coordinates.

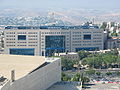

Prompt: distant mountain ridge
[0,8,120,25]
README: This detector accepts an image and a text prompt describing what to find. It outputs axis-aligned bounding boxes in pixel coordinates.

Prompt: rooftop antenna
[11,70,15,82]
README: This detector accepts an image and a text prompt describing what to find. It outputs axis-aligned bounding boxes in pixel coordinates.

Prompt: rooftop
[5,25,99,30]
[0,55,45,80]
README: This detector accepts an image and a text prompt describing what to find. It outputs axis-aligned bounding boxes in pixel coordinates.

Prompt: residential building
[4,25,104,56]
[0,55,61,90]
[106,37,120,49]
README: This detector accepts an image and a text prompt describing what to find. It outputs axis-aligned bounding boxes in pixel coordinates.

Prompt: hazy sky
[0,0,120,10]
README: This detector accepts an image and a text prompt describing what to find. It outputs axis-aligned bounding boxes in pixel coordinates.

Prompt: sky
[0,0,120,10]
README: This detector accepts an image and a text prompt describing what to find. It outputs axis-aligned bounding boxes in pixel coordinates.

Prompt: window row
[18,42,27,43]
[6,32,15,34]
[83,32,91,33]
[93,38,102,39]
[28,32,38,34]
[6,35,15,37]
[6,45,15,46]
[17,32,26,34]
[28,35,37,37]
[6,39,15,40]
[93,41,102,42]
[28,38,38,40]
[73,38,81,40]
[73,32,81,34]
[17,45,27,46]
[42,32,62,34]
[28,45,37,46]
[73,35,81,37]
[73,44,81,46]
[28,42,37,43]
[72,41,82,43]
[6,42,15,43]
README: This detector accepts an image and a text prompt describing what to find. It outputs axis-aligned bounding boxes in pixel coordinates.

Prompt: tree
[82,56,102,68]
[81,51,119,69]
[112,48,119,55]
[78,51,91,60]
[61,57,78,70]
[61,72,71,81]
[81,76,90,84]
[106,72,112,76]
[71,73,90,84]
[115,71,120,76]
[85,69,96,75]
[100,22,107,29]
[96,72,101,76]
[111,31,118,37]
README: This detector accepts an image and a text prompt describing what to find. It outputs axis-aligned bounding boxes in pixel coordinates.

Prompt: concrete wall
[1,59,61,90]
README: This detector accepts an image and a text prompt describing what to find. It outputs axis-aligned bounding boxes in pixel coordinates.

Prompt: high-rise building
[4,26,104,56]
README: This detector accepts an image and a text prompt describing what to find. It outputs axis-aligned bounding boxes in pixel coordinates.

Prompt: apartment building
[106,37,120,49]
[4,26,104,56]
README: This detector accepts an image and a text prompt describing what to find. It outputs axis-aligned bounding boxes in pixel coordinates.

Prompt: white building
[55,52,79,60]
[4,26,104,56]
[0,55,61,90]
[106,37,120,49]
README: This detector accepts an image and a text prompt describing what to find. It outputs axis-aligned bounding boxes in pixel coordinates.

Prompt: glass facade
[18,35,26,40]
[84,34,91,40]
[76,47,99,52]
[45,35,65,56]
[10,48,34,55]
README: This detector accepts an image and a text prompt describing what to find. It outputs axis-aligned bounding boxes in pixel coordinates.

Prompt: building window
[76,47,99,52]
[10,48,34,55]
[84,34,91,40]
[45,35,66,56]
[18,35,26,40]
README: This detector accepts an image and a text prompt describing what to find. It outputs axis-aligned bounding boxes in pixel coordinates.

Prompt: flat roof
[5,25,99,30]
[0,55,45,80]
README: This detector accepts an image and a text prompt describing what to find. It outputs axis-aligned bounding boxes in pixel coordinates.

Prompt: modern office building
[4,25,104,56]
[0,55,61,90]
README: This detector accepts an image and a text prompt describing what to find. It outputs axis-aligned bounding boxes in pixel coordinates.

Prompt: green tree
[96,72,101,76]
[61,57,79,70]
[100,22,107,29]
[61,72,71,81]
[106,72,112,76]
[81,51,119,69]
[85,69,96,75]
[71,73,90,84]
[112,48,119,55]
[78,51,91,60]
[116,71,120,76]
[111,31,118,37]
[81,76,90,84]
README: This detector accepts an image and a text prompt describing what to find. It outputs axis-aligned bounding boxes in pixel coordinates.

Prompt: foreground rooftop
[0,55,45,80]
